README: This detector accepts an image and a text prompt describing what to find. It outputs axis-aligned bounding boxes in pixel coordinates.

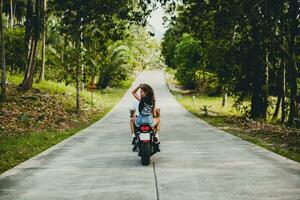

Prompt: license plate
[139,133,150,141]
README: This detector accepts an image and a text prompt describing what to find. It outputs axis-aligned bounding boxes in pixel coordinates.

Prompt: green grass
[164,69,300,163]
[0,76,133,174]
[7,75,133,110]
[0,126,87,172]
[176,96,300,163]
[203,116,300,162]
[176,94,243,116]
[0,111,106,173]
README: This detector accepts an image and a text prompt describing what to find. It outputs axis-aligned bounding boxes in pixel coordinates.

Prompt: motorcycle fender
[139,133,150,142]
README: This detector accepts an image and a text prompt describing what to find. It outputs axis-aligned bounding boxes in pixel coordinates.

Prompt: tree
[21,0,44,91]
[9,0,13,27]
[38,0,46,82]
[174,34,201,89]
[52,0,156,115]
[5,28,26,74]
[161,26,182,68]
[163,0,299,123]
[3,0,26,27]
[286,0,299,124]
[0,0,8,101]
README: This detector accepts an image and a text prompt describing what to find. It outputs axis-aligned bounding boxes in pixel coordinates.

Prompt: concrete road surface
[0,71,300,200]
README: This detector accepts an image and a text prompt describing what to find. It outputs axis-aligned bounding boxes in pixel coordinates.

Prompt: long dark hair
[141,84,155,106]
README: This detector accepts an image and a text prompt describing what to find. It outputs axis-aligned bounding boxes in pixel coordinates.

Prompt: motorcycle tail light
[140,125,150,132]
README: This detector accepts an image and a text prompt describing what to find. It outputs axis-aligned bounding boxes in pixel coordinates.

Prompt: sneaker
[131,137,136,145]
[154,134,160,144]
[154,144,160,152]
[132,145,138,152]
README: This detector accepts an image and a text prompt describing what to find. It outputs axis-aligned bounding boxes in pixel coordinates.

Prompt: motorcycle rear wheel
[141,142,151,165]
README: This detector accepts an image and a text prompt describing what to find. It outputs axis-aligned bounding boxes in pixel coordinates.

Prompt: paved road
[1,71,300,200]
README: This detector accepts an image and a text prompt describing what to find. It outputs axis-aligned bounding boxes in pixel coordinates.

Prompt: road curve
[0,71,300,200]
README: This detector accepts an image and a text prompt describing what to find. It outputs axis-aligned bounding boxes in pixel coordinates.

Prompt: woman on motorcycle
[129,83,160,138]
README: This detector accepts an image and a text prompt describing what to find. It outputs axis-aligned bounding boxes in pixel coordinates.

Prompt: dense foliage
[174,34,201,89]
[0,0,163,114]
[161,0,299,125]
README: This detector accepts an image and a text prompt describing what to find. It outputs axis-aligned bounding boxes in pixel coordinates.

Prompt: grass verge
[0,76,133,174]
[165,69,300,163]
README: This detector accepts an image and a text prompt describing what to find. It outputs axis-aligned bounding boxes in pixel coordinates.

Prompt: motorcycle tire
[141,142,151,165]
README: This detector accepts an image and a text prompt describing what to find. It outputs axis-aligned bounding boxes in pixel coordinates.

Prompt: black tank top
[139,97,154,116]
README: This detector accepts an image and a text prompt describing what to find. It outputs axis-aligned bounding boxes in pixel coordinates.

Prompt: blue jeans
[135,114,154,127]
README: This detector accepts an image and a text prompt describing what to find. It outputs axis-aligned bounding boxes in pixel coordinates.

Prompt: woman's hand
[132,84,142,101]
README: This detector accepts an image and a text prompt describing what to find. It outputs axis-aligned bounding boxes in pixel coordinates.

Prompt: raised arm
[132,84,142,101]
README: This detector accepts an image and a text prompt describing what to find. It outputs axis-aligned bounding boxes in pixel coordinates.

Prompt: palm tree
[2,0,26,28]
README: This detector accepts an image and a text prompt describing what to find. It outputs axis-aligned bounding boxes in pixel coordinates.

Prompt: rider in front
[130,83,160,151]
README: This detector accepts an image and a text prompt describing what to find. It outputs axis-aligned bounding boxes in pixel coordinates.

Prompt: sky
[147,7,167,41]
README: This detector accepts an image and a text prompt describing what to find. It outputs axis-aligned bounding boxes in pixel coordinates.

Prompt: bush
[201,105,212,116]
[174,34,201,89]
[5,28,26,73]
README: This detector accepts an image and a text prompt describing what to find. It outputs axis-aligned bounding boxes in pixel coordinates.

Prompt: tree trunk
[21,0,42,91]
[222,93,227,107]
[0,0,8,101]
[251,82,266,119]
[38,0,47,82]
[288,61,297,125]
[13,0,16,24]
[263,50,269,118]
[39,35,45,81]
[81,65,84,90]
[250,42,268,118]
[76,38,81,115]
[24,0,33,59]
[202,70,206,83]
[22,38,38,91]
[273,96,281,119]
[10,61,13,75]
[21,36,34,86]
[277,0,286,123]
[281,58,286,123]
[9,0,14,28]
[287,0,298,125]
[249,13,269,119]
[21,0,33,87]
